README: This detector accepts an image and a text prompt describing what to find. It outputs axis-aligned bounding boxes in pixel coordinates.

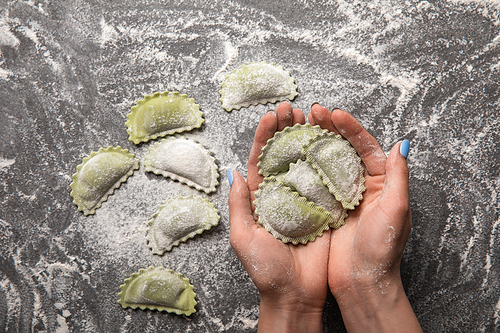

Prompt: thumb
[385,140,410,198]
[228,170,258,251]
[381,140,411,226]
[377,140,412,260]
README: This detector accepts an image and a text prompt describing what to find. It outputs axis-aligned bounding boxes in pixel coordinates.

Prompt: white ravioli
[145,196,220,255]
[144,137,219,193]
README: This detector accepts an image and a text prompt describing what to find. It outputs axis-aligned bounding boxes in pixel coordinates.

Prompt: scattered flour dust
[0,157,15,170]
[0,278,22,331]
[55,314,69,333]
[240,317,258,329]
[495,296,500,325]
[0,19,19,79]
[212,39,239,82]
[100,17,119,47]
[0,21,20,49]
[207,304,259,331]
[2,0,498,331]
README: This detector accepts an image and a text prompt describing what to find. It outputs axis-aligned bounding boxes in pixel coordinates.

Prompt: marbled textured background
[1,0,499,332]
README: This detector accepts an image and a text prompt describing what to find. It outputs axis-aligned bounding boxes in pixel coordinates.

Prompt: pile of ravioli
[69,61,363,317]
[255,124,366,245]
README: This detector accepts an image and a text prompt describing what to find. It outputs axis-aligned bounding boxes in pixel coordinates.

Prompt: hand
[228,101,328,333]
[309,104,422,333]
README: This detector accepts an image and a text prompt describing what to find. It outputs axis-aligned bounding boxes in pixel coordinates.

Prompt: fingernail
[311,102,319,107]
[227,169,233,186]
[400,139,410,159]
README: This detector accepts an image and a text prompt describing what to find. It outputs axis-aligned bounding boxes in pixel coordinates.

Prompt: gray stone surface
[1,0,499,332]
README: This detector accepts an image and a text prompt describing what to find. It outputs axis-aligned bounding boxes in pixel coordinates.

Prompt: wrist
[332,275,422,333]
[257,295,324,333]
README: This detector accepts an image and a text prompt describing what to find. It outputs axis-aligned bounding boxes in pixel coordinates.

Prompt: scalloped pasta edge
[125,91,204,144]
[330,208,348,229]
[70,146,139,216]
[145,195,220,255]
[254,177,332,245]
[117,266,197,316]
[219,62,298,112]
[303,132,366,210]
[143,137,219,194]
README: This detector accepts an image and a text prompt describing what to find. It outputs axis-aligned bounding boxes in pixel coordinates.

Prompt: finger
[380,141,412,250]
[292,108,306,125]
[276,101,294,131]
[308,112,317,126]
[331,108,386,176]
[247,111,278,192]
[310,103,339,134]
[382,141,410,212]
[228,171,259,250]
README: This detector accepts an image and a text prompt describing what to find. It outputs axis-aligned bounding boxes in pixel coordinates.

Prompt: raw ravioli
[146,196,220,255]
[70,146,139,215]
[118,266,197,316]
[258,124,327,176]
[144,137,219,193]
[254,177,332,244]
[125,91,204,144]
[219,62,298,112]
[277,160,347,229]
[303,132,365,210]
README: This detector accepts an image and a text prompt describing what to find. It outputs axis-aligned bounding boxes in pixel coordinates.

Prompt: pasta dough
[254,177,332,244]
[258,124,327,177]
[304,132,366,210]
[146,196,220,255]
[144,137,219,193]
[126,91,204,144]
[70,146,139,215]
[256,125,366,244]
[118,266,197,316]
[277,160,347,229]
[220,62,298,112]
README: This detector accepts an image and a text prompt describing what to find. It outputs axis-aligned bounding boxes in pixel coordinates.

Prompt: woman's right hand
[309,104,422,333]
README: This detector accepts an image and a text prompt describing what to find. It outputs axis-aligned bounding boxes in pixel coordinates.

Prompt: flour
[1,0,499,331]
[0,22,20,49]
[100,17,119,47]
[0,158,15,170]
[0,20,19,79]
[0,278,22,331]
[212,39,239,83]
[55,314,69,333]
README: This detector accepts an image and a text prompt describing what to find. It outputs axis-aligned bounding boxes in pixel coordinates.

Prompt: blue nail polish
[227,169,233,186]
[400,139,410,159]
